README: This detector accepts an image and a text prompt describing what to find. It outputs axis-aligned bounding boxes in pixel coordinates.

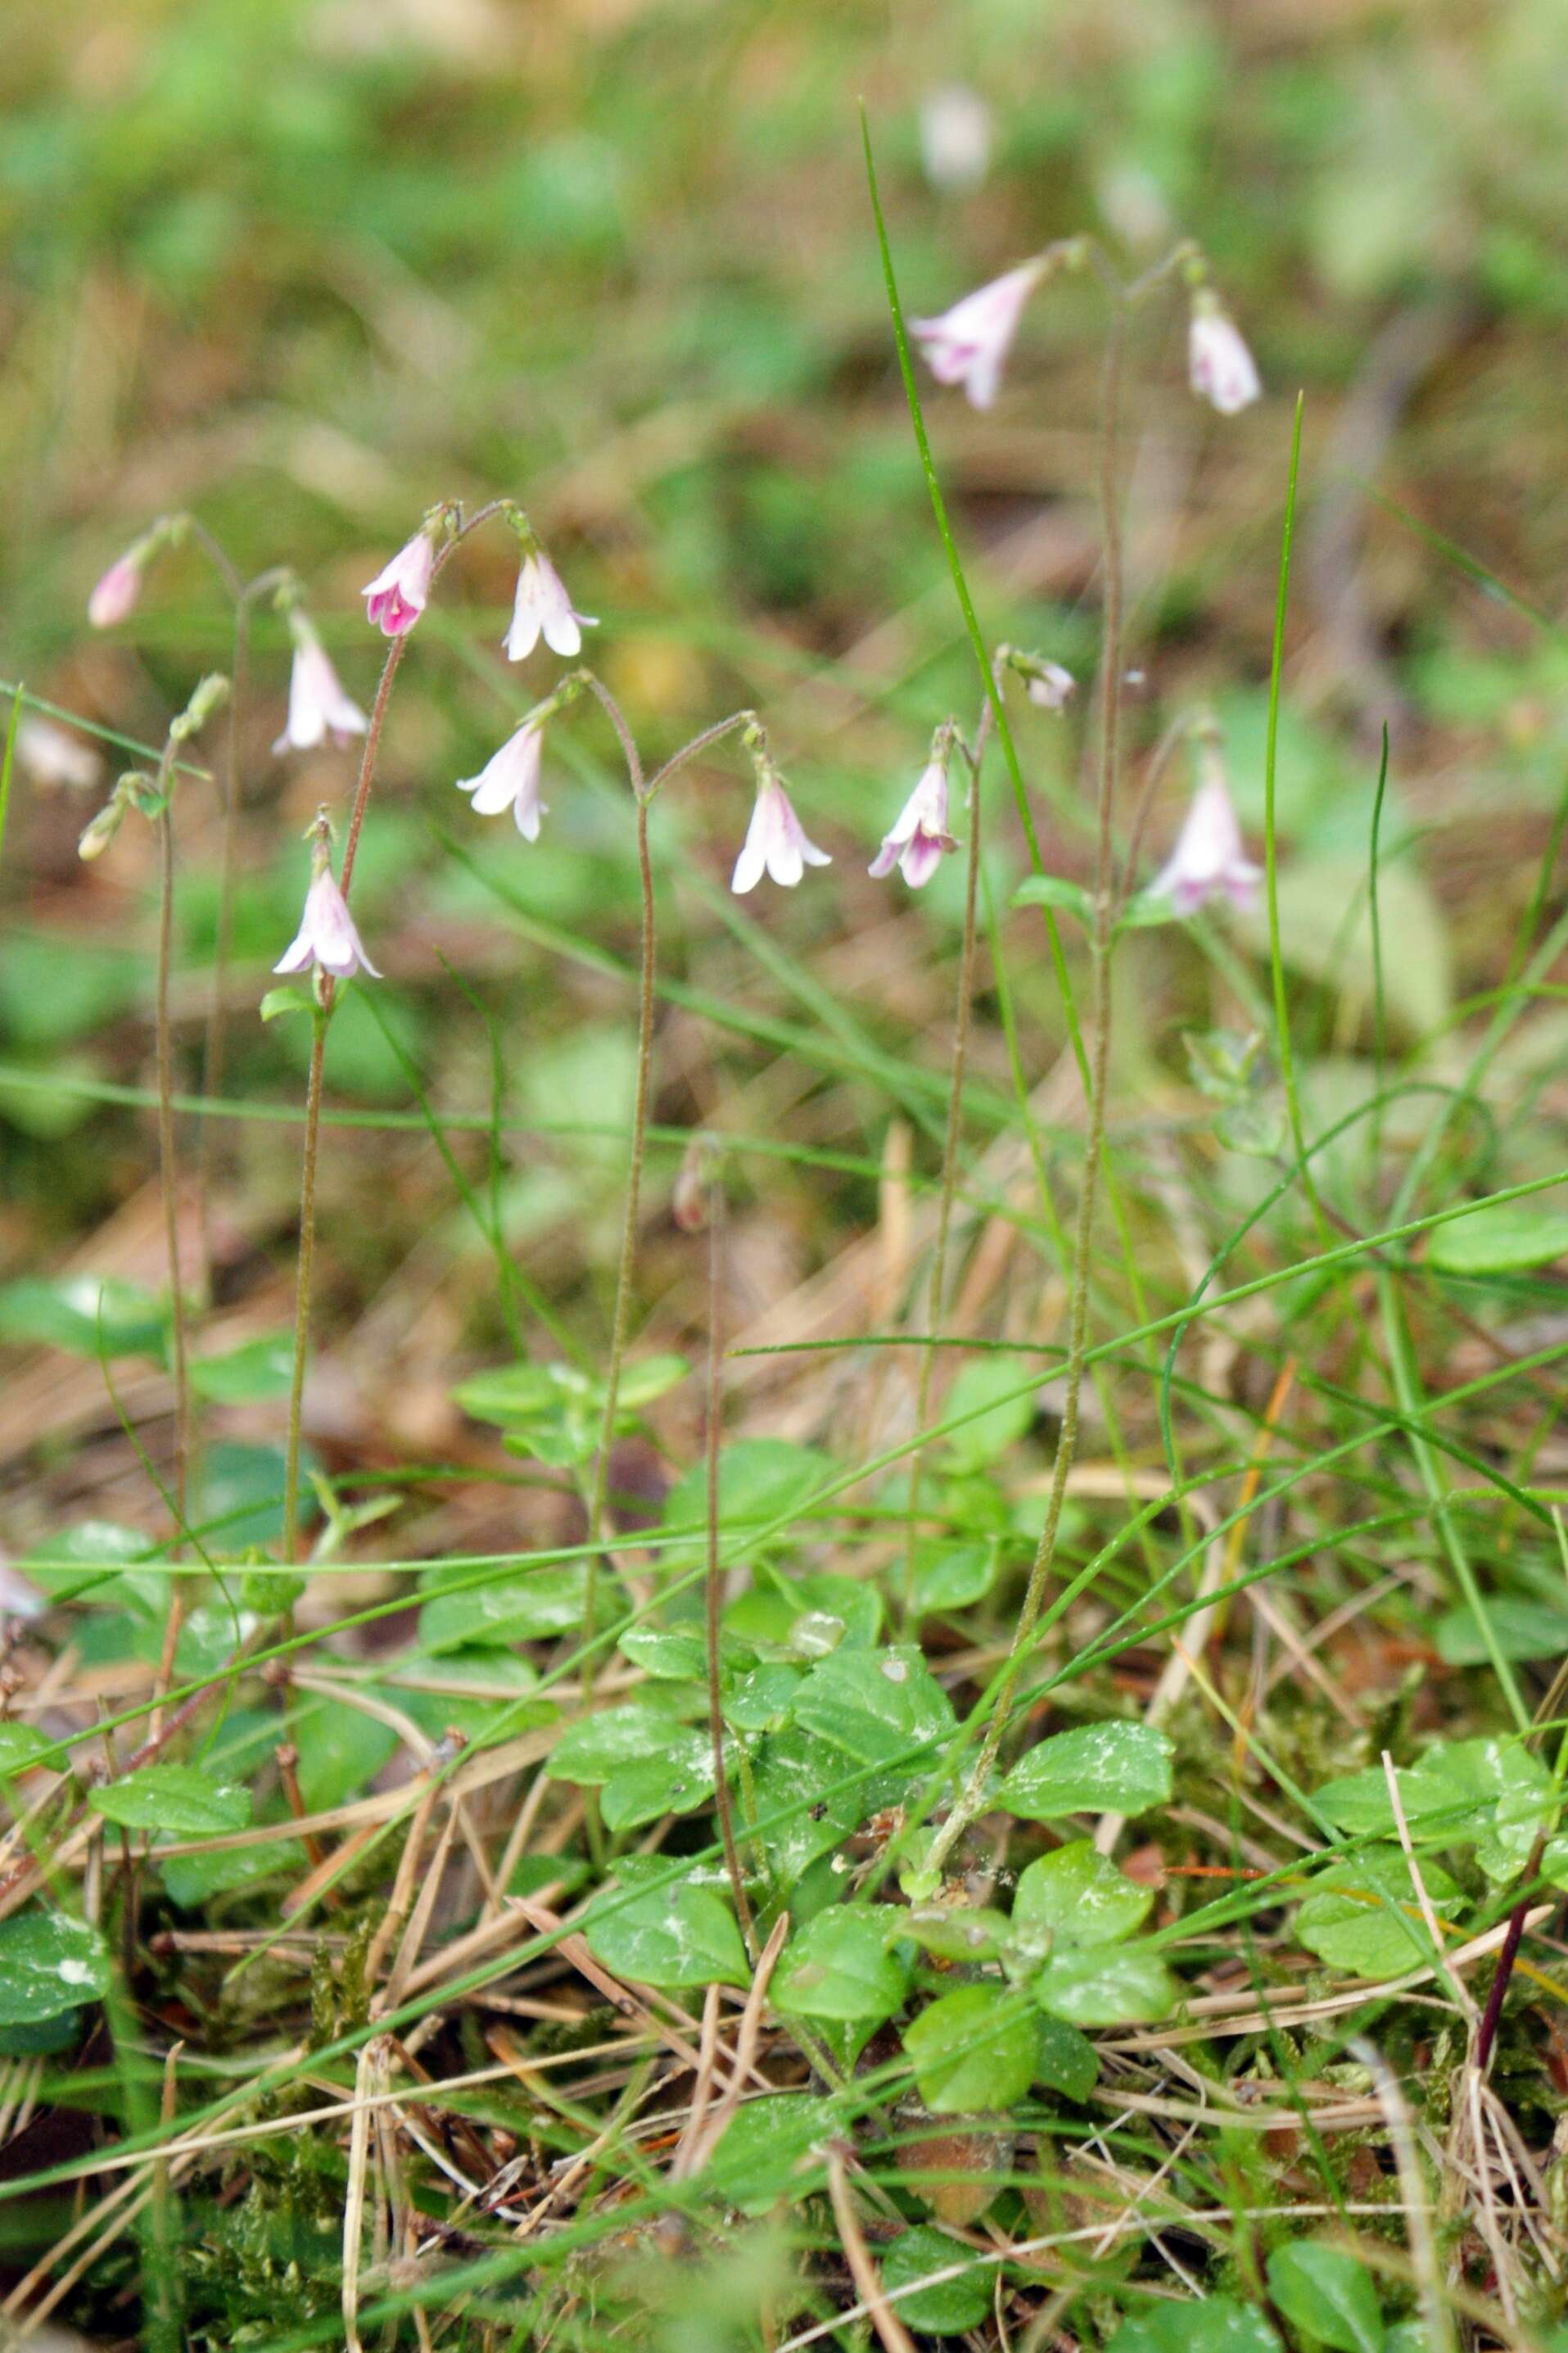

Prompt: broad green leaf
[725,1663,803,1734]
[997,1722,1173,1821]
[1428,1199,1568,1278]
[772,1907,911,2022]
[91,1765,252,1836]
[750,1728,870,1880]
[1012,874,1093,927]
[585,1876,748,1990]
[161,1839,307,1909]
[547,1699,695,1785]
[1435,1598,1568,1665]
[617,1627,708,1681]
[615,1354,689,1409]
[1108,2297,1283,2353]
[902,1984,1038,2115]
[879,2226,992,2335]
[703,2093,836,2215]
[451,1361,583,1428]
[418,1564,589,1653]
[793,1645,955,1767]
[293,1699,399,1812]
[727,1573,882,1659]
[599,1736,716,1833]
[1236,851,1450,1038]
[1033,2014,1099,2101]
[1115,888,1186,931]
[662,1440,831,1552]
[17,1521,154,1600]
[1295,1848,1461,1980]
[942,1360,1035,1468]
[188,1334,292,1404]
[0,1274,165,1360]
[192,1442,309,1550]
[911,1544,996,1618]
[1031,1942,1177,2027]
[0,1912,111,2025]
[1011,1839,1154,1953]
[901,1907,1009,1965]
[387,1650,542,1744]
[0,1724,54,1776]
[1315,1738,1554,1880]
[1265,2242,1385,2353]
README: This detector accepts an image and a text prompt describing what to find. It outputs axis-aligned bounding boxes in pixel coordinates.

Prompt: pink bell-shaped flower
[870,755,957,889]
[274,864,381,980]
[731,772,830,894]
[1152,742,1260,914]
[504,549,596,663]
[363,528,436,637]
[456,717,548,841]
[273,618,368,753]
[911,260,1045,410]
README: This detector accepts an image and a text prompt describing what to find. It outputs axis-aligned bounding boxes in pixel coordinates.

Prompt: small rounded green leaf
[1033,2014,1099,2101]
[703,2093,836,2215]
[1429,1200,1568,1278]
[879,2226,992,2335]
[585,1878,748,1991]
[997,1722,1173,1821]
[0,1912,111,2025]
[1264,2242,1385,2353]
[1031,1943,1177,2027]
[773,1907,911,2023]
[902,1984,1038,2115]
[1107,2296,1283,2352]
[90,1765,252,1837]
[1011,1839,1154,1953]
[418,1565,589,1654]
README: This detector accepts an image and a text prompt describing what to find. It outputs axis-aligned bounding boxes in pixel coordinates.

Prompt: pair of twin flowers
[92,243,1262,988]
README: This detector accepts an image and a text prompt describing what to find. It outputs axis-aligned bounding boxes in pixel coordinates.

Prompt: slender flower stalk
[927,301,1131,1875]
[581,699,653,1696]
[701,1172,753,1953]
[901,711,987,1626]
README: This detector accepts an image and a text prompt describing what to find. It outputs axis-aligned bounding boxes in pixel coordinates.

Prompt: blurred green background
[2,0,1567,1366]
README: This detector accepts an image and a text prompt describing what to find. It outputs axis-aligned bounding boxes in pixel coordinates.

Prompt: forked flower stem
[902,710,989,1626]
[928,301,1127,1874]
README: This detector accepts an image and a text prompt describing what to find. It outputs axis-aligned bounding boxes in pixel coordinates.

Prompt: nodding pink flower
[870,757,957,889]
[1026,661,1077,713]
[1152,751,1260,914]
[363,529,436,637]
[504,550,597,663]
[731,772,831,894]
[274,866,381,980]
[911,260,1045,410]
[456,718,548,841]
[273,621,368,754]
[88,552,144,630]
[1187,296,1261,416]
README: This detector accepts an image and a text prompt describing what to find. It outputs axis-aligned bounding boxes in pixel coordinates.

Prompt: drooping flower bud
[919,84,992,195]
[671,1132,721,1233]
[1187,290,1261,416]
[1000,647,1078,713]
[77,785,132,862]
